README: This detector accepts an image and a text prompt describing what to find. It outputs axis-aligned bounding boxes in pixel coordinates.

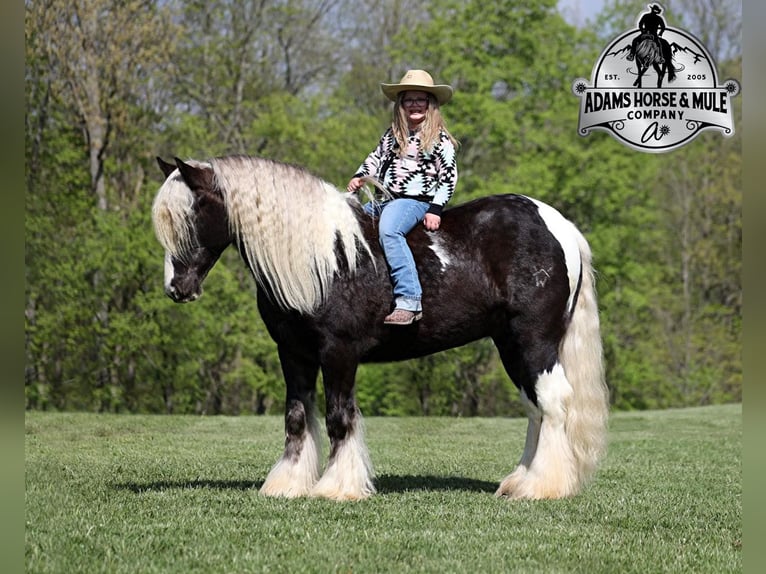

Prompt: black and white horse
[152,155,609,501]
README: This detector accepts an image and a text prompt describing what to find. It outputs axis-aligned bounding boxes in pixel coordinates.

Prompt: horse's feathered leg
[493,330,577,499]
[310,352,374,501]
[492,386,541,495]
[494,343,579,499]
[495,230,607,500]
[260,348,322,498]
[510,363,579,499]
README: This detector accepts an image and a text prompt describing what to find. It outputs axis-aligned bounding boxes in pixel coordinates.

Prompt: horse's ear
[174,157,214,192]
[157,156,177,178]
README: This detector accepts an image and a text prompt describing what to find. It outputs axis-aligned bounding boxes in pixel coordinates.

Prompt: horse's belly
[360,323,489,363]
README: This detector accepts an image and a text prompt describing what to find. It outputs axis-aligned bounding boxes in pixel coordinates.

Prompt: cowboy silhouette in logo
[573,3,740,152]
[624,4,676,88]
[628,4,666,64]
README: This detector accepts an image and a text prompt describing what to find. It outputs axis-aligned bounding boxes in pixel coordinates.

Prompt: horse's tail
[559,230,609,490]
[635,36,656,62]
[667,65,677,82]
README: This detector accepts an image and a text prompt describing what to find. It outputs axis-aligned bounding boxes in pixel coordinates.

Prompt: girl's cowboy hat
[381,69,453,105]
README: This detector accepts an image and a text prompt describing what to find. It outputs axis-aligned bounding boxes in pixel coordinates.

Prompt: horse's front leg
[260,347,322,498]
[310,353,375,501]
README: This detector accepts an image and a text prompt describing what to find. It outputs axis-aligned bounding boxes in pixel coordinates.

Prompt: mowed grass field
[25,404,741,573]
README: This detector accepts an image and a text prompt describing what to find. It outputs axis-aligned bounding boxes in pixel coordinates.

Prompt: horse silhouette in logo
[627,4,676,88]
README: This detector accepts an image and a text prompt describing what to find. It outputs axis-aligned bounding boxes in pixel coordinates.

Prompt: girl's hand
[347,177,364,192]
[424,213,441,231]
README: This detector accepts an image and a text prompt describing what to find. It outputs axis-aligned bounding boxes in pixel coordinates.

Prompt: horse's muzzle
[165,283,201,303]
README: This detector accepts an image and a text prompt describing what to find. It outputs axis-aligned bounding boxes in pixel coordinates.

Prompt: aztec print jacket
[353,127,458,217]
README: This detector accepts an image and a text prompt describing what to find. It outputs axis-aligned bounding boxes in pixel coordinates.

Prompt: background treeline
[24,0,742,416]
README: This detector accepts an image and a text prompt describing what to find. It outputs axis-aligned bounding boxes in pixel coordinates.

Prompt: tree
[27,0,178,210]
[593,0,741,64]
[165,0,353,156]
[650,98,742,406]
[590,0,742,408]
[24,0,741,414]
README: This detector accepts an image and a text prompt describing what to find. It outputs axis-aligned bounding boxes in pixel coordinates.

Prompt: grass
[25,404,741,573]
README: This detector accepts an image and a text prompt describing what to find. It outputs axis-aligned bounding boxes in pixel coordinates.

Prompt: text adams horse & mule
[152,155,609,501]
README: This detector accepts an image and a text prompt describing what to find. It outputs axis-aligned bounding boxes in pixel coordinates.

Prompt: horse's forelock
[152,170,197,260]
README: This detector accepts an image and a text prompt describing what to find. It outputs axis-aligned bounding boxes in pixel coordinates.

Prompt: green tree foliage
[375,0,663,412]
[25,0,741,415]
[26,0,179,210]
[587,1,742,408]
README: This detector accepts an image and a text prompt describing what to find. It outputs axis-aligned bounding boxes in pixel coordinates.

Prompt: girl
[347,70,459,325]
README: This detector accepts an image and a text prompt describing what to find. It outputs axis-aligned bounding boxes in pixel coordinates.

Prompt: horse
[632,33,676,88]
[151,154,609,501]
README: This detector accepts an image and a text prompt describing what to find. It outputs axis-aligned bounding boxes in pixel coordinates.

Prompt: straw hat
[380,69,453,105]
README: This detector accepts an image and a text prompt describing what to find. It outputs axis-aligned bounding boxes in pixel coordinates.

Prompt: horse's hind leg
[633,66,644,88]
[310,354,374,501]
[494,336,578,499]
[493,389,541,495]
[655,63,665,88]
[260,348,322,498]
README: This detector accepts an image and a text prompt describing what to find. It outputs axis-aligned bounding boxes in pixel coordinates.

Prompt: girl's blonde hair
[391,93,459,155]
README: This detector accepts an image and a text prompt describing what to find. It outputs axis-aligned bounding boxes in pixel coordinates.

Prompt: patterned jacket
[353,127,458,217]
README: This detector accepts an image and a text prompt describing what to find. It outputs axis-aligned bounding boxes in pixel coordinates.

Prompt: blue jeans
[364,198,429,312]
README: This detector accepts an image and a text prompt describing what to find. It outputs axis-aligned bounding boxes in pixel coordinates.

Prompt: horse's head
[152,157,232,303]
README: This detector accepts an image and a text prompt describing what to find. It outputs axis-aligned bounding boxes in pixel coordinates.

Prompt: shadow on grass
[115,479,263,493]
[115,475,497,495]
[375,474,497,494]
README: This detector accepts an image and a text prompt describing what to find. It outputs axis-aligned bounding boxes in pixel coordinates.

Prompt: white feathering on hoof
[260,412,323,498]
[310,417,375,501]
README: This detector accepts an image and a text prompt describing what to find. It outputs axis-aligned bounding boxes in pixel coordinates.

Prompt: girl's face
[401,90,430,128]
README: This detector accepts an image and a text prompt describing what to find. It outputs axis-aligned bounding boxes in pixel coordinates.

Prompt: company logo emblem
[572,3,740,153]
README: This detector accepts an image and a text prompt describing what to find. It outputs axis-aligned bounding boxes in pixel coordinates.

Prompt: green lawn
[25,404,741,573]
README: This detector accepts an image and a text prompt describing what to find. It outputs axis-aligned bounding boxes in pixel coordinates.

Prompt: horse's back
[354,194,579,361]
[414,194,576,290]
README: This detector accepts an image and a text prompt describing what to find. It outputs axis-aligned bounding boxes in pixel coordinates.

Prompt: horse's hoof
[309,484,374,501]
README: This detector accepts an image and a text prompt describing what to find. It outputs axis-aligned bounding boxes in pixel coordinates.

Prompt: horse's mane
[212,155,372,314]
